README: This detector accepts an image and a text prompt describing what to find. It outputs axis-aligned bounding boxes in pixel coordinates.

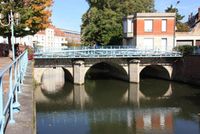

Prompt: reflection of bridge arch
[85,80,128,106]
[138,84,172,100]
[122,82,173,106]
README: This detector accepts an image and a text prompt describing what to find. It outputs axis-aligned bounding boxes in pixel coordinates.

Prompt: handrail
[34,46,182,58]
[0,50,28,134]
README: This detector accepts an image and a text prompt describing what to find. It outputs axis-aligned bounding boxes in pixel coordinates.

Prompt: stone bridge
[34,57,178,85]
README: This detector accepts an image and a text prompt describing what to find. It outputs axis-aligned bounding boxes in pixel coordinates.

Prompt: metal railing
[34,46,182,59]
[0,50,28,134]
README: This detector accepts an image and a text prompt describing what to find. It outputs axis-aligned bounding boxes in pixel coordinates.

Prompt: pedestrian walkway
[5,61,36,134]
[0,57,12,69]
[0,57,12,93]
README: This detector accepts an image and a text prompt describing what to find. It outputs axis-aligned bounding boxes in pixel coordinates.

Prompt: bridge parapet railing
[34,46,182,58]
[0,50,28,134]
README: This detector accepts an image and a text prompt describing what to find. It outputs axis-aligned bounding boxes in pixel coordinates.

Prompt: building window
[144,20,153,32]
[161,38,167,51]
[144,38,154,50]
[162,19,167,32]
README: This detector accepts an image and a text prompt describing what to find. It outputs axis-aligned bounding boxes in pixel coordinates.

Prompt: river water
[36,79,200,134]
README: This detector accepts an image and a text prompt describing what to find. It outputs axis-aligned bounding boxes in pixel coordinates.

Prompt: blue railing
[0,50,28,134]
[34,46,182,59]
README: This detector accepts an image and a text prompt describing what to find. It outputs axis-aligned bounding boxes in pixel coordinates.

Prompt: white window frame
[144,20,153,32]
[162,19,167,32]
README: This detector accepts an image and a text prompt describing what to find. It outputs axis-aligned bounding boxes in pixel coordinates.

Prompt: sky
[51,0,200,32]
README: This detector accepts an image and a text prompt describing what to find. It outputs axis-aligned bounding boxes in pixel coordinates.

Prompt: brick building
[123,13,176,51]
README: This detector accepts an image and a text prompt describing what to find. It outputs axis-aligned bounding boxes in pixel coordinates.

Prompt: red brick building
[123,13,176,51]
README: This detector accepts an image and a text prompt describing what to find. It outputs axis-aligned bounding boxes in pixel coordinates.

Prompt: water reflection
[36,79,200,134]
[36,79,173,109]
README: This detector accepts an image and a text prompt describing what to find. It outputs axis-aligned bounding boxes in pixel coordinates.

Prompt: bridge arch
[41,67,66,92]
[139,65,172,80]
[39,67,73,95]
[84,61,129,81]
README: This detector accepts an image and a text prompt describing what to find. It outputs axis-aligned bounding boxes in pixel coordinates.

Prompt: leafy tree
[165,5,189,32]
[0,0,53,43]
[82,0,154,46]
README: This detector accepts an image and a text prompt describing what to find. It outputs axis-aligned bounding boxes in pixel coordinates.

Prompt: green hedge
[173,45,194,56]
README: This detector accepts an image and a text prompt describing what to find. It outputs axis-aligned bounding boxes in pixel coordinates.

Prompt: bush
[173,45,194,56]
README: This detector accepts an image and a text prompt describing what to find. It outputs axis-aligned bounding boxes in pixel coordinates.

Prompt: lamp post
[0,2,20,60]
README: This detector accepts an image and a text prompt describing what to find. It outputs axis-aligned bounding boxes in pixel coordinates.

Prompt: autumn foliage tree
[0,0,53,44]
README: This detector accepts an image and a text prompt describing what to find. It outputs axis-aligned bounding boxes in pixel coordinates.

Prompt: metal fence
[0,50,28,134]
[34,46,182,59]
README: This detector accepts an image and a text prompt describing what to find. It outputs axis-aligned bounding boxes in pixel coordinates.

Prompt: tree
[0,0,53,43]
[81,0,154,46]
[165,5,189,32]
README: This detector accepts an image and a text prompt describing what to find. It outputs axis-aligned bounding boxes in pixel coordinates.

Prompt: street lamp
[0,2,20,60]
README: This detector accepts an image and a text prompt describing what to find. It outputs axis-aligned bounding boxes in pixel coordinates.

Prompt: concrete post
[73,60,85,85]
[129,59,140,83]
[194,40,196,46]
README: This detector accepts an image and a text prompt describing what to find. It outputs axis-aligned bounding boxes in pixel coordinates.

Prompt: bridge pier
[129,59,140,83]
[73,60,85,85]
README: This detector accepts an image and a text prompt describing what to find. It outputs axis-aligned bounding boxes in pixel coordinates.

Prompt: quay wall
[173,55,200,86]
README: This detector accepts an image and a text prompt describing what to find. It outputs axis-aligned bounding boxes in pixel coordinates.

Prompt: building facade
[60,29,81,45]
[0,25,81,47]
[176,7,200,46]
[25,25,67,47]
[123,13,176,51]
